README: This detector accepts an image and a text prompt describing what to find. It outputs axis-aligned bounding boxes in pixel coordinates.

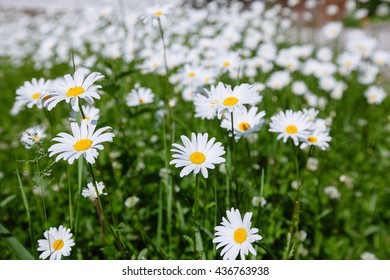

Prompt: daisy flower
[81,181,107,199]
[364,86,387,105]
[170,132,226,178]
[126,87,155,107]
[20,125,47,149]
[300,129,332,150]
[48,119,115,164]
[13,78,51,112]
[208,82,262,119]
[266,70,291,90]
[213,208,262,260]
[140,3,174,23]
[43,68,104,112]
[193,86,219,120]
[69,105,100,124]
[269,110,312,146]
[37,225,75,260]
[221,106,266,141]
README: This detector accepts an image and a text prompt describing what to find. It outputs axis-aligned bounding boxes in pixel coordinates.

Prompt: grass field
[0,1,389,260]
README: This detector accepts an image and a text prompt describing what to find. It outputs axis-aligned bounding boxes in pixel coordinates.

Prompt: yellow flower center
[32,92,41,100]
[223,61,231,67]
[66,86,85,97]
[345,61,353,67]
[52,239,65,251]
[153,11,163,17]
[74,139,92,151]
[33,135,39,141]
[188,72,196,77]
[285,125,298,134]
[223,97,239,106]
[83,116,91,121]
[139,98,144,104]
[238,122,251,131]
[308,136,318,143]
[189,152,206,164]
[234,227,247,244]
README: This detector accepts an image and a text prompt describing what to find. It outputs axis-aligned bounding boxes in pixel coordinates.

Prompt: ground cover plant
[0,0,389,260]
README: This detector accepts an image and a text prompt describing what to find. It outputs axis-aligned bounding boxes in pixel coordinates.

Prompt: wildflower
[251,196,267,207]
[126,87,155,107]
[20,125,47,149]
[300,129,332,150]
[364,86,387,105]
[360,252,377,260]
[70,105,100,124]
[140,3,174,23]
[266,70,291,90]
[125,196,140,208]
[170,132,226,178]
[269,110,312,146]
[291,81,308,96]
[48,119,115,164]
[37,225,75,260]
[207,82,262,119]
[81,181,107,199]
[220,106,266,141]
[324,186,340,200]
[11,78,51,115]
[321,21,343,40]
[43,68,104,112]
[306,157,319,171]
[213,208,262,260]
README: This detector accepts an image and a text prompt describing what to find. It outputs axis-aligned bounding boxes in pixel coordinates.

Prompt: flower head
[364,86,387,105]
[11,78,51,115]
[81,181,107,199]
[48,119,114,164]
[20,125,47,149]
[269,110,312,145]
[208,82,262,119]
[37,225,75,260]
[170,132,226,178]
[126,87,155,107]
[300,129,332,150]
[221,106,266,141]
[213,208,262,260]
[140,3,174,23]
[43,68,104,112]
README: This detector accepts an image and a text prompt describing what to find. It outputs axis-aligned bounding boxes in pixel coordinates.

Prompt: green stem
[229,111,239,208]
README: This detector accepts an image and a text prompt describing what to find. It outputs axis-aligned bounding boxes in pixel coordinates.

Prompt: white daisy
[37,225,75,260]
[140,3,174,23]
[269,110,313,146]
[170,132,226,178]
[70,105,100,124]
[364,86,387,105]
[20,125,47,149]
[43,68,104,112]
[221,106,266,141]
[208,82,262,119]
[213,208,262,260]
[14,78,51,111]
[300,129,332,150]
[48,119,115,164]
[126,87,155,107]
[81,181,107,199]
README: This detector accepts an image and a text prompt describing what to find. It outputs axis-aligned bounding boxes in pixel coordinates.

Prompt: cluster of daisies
[14,67,122,260]
[8,0,389,261]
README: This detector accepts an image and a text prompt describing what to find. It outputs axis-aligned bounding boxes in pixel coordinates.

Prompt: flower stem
[229,112,239,208]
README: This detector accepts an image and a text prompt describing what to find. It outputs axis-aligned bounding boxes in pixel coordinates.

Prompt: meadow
[0,0,389,260]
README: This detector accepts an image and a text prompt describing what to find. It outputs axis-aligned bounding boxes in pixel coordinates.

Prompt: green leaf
[0,223,34,260]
